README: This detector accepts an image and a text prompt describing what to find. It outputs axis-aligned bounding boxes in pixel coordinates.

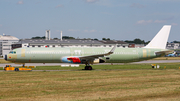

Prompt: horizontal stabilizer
[155,50,173,56]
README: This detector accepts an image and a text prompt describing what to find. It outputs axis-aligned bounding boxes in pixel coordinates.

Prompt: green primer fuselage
[7,47,168,63]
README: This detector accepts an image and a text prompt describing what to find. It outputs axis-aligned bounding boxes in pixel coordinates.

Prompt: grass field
[0,70,180,101]
[0,57,180,101]
[1,62,180,70]
[0,64,180,101]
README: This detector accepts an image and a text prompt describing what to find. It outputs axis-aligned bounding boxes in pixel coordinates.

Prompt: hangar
[12,39,129,50]
[0,34,19,56]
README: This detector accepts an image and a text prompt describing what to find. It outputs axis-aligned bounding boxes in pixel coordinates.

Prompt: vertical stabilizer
[144,25,171,49]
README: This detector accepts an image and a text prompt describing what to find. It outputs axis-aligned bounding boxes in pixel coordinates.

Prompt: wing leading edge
[79,45,116,64]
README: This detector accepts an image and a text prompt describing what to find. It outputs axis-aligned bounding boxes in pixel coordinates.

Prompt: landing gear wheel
[84,66,92,70]
[88,66,92,70]
[85,66,88,70]
[22,64,25,67]
[14,68,19,71]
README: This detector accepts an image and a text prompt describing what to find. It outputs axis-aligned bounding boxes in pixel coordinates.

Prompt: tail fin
[144,25,171,49]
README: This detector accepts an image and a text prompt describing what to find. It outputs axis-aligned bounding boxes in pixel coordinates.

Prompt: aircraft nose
[4,55,7,60]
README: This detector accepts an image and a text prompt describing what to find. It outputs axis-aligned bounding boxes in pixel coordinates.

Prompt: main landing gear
[85,64,92,70]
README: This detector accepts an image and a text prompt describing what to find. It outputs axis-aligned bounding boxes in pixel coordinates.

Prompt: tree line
[31,36,178,44]
[125,39,150,44]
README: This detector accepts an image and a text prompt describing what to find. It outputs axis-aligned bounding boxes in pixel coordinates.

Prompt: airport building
[166,43,180,49]
[11,30,129,49]
[12,39,129,49]
[0,34,19,56]
[128,44,145,48]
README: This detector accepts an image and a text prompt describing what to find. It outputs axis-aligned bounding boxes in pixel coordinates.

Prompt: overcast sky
[0,0,179,42]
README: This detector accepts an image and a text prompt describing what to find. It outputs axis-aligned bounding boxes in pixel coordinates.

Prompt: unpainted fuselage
[5,47,168,63]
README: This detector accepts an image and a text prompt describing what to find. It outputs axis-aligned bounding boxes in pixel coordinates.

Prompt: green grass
[0,69,180,101]
[0,58,180,100]
[31,63,180,70]
[1,63,180,70]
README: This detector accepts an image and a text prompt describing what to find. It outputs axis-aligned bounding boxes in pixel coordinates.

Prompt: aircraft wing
[79,45,116,60]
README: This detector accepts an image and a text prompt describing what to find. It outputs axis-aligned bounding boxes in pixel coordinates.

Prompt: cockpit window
[9,51,16,54]
[9,51,13,54]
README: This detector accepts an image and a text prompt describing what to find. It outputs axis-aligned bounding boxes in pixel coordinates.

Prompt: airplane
[4,25,173,70]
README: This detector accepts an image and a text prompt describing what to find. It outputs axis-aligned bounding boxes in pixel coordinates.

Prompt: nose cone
[4,55,7,61]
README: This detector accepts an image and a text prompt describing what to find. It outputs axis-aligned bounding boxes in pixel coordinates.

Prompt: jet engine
[91,59,105,64]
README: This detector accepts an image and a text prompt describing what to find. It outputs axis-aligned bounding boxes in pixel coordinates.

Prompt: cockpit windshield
[9,51,16,54]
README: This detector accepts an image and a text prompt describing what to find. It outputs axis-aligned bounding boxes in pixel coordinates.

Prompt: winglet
[108,44,116,55]
[144,25,171,49]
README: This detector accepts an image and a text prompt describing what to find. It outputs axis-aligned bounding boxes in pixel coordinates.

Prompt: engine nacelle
[91,59,105,64]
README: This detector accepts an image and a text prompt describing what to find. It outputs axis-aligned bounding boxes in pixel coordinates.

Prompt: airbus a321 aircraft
[4,25,172,70]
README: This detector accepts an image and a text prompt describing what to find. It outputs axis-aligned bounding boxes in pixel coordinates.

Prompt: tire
[85,66,92,70]
[14,68,19,71]
[88,66,92,70]
[85,66,88,70]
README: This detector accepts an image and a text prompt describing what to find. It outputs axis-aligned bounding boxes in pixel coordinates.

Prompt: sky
[0,0,180,42]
